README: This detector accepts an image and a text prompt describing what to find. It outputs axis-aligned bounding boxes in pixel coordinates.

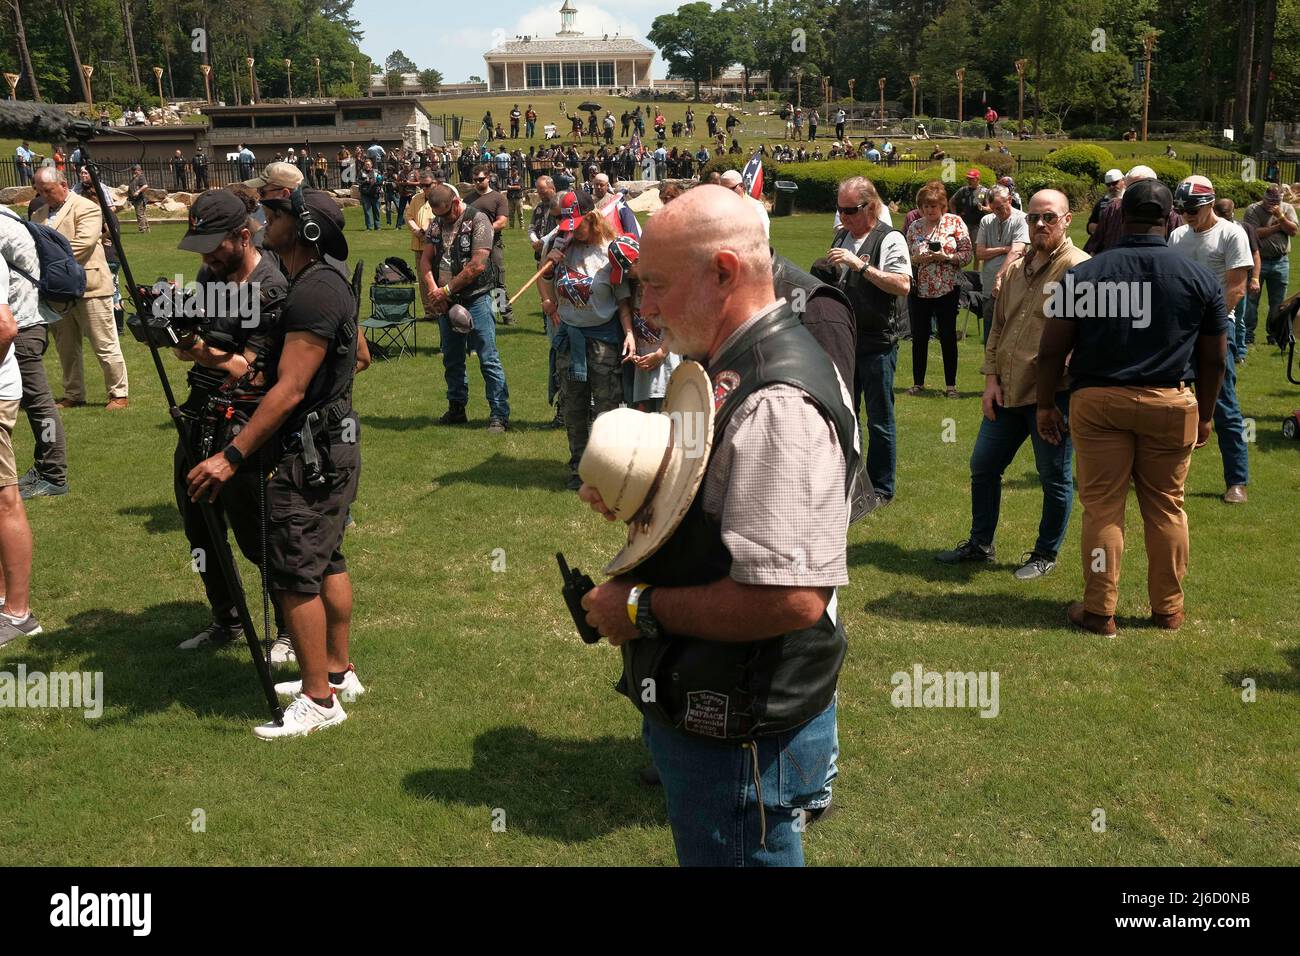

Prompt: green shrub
[1209,176,1269,209]
[1044,143,1116,182]
[1015,167,1096,211]
[1068,123,1120,141]
[1140,156,1193,190]
[775,160,1000,212]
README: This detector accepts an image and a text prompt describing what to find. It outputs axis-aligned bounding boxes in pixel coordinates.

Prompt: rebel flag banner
[741,151,764,200]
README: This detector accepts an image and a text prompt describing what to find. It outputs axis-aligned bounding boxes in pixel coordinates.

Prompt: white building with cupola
[483,2,656,93]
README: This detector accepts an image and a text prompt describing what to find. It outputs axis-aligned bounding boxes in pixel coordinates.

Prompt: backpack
[373,256,417,285]
[0,207,87,305]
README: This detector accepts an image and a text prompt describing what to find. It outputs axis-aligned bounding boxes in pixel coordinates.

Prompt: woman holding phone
[905,180,973,397]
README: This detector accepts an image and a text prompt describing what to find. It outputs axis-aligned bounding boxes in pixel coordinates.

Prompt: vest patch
[712,370,741,410]
[683,690,729,738]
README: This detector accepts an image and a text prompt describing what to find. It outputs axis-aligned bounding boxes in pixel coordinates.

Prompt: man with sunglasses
[936,189,1087,578]
[469,165,514,326]
[420,184,512,433]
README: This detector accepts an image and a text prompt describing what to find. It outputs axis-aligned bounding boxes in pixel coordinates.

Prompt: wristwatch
[627,585,661,640]
[222,444,244,468]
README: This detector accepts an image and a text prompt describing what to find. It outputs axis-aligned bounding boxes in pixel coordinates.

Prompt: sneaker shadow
[401,725,668,842]
[0,600,282,725]
[847,540,1003,582]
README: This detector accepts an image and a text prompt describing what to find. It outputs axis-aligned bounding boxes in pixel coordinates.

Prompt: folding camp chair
[363,284,417,359]
[957,270,987,342]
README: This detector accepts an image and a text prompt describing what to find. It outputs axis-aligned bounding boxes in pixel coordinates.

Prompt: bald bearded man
[578,186,860,866]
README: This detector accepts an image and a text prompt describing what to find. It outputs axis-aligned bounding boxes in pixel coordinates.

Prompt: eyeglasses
[1024,212,1062,225]
[475,176,489,183]
[837,202,868,216]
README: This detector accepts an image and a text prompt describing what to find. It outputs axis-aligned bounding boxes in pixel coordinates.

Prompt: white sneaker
[274,664,366,703]
[268,633,297,665]
[252,693,347,740]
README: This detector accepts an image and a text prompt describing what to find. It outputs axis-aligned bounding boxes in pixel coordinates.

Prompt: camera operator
[186,189,364,740]
[168,190,292,657]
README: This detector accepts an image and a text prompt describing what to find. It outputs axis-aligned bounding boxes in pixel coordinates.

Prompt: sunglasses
[837,202,868,216]
[1024,212,1062,225]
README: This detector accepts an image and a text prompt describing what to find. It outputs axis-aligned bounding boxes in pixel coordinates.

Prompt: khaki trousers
[51,295,129,403]
[1070,385,1199,618]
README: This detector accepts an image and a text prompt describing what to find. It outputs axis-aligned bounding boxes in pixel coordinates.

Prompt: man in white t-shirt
[1167,175,1253,505]
[825,175,912,507]
[0,219,42,645]
[975,185,1030,341]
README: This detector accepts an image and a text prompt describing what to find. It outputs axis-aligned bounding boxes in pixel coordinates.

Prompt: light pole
[878,76,886,130]
[153,65,164,107]
[3,73,18,101]
[1014,58,1027,137]
[82,64,95,109]
[199,63,212,103]
[284,58,292,98]
[246,57,256,104]
[909,73,919,118]
[1141,32,1156,141]
[848,78,855,104]
[314,57,322,97]
[956,68,965,129]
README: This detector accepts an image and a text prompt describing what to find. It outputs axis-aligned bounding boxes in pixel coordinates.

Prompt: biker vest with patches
[429,208,492,305]
[617,302,859,740]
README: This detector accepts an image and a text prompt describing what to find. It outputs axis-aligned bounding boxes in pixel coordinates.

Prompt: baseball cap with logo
[244,161,304,191]
[178,189,251,254]
[608,235,640,285]
[557,189,593,232]
[261,188,348,261]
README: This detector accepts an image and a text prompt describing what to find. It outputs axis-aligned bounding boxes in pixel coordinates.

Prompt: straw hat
[579,361,715,576]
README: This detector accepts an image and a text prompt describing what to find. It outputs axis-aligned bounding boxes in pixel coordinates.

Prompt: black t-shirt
[187,253,288,396]
[469,190,508,245]
[272,261,356,436]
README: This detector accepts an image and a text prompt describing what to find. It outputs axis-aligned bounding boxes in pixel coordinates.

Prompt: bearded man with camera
[167,189,292,657]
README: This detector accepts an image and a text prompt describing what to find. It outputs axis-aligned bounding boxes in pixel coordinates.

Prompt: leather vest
[617,302,859,740]
[433,208,493,304]
[834,222,902,354]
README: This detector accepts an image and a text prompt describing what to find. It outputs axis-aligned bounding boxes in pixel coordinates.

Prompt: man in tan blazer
[31,167,128,409]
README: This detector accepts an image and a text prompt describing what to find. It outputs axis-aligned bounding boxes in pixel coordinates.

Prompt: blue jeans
[644,696,839,867]
[1213,347,1249,487]
[969,394,1074,558]
[853,346,898,498]
[1243,256,1290,351]
[361,196,381,230]
[438,294,510,419]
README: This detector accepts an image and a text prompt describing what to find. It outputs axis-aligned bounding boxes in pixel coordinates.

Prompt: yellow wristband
[627,585,646,626]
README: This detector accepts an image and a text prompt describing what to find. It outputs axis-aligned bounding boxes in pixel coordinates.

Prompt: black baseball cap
[1121,179,1172,226]
[179,189,251,254]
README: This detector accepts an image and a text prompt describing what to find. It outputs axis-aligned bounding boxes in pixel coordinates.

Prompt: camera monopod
[53,115,284,726]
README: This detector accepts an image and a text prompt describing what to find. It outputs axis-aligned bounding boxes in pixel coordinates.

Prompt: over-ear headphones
[290,186,322,244]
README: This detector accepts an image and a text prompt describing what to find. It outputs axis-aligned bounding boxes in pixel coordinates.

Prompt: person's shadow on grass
[1222,645,1300,695]
[3,599,282,726]
[862,588,1151,631]
[402,725,667,842]
[436,453,570,491]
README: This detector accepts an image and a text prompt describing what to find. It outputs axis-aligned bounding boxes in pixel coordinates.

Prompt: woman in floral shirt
[905,180,973,397]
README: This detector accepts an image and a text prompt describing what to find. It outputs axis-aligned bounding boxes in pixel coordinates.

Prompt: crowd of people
[1,112,1296,866]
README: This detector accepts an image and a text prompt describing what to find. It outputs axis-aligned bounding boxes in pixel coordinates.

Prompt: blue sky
[351,0,675,83]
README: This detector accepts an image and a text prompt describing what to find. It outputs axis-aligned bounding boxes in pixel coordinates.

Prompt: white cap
[1126,165,1157,183]
[1104,168,1124,184]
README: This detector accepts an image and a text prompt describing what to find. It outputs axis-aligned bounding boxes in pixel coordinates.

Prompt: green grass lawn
[2,207,1298,866]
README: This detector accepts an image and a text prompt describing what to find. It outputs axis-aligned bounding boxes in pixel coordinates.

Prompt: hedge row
[770,160,1000,212]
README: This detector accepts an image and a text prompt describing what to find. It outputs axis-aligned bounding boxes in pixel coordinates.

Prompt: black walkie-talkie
[556,552,601,644]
